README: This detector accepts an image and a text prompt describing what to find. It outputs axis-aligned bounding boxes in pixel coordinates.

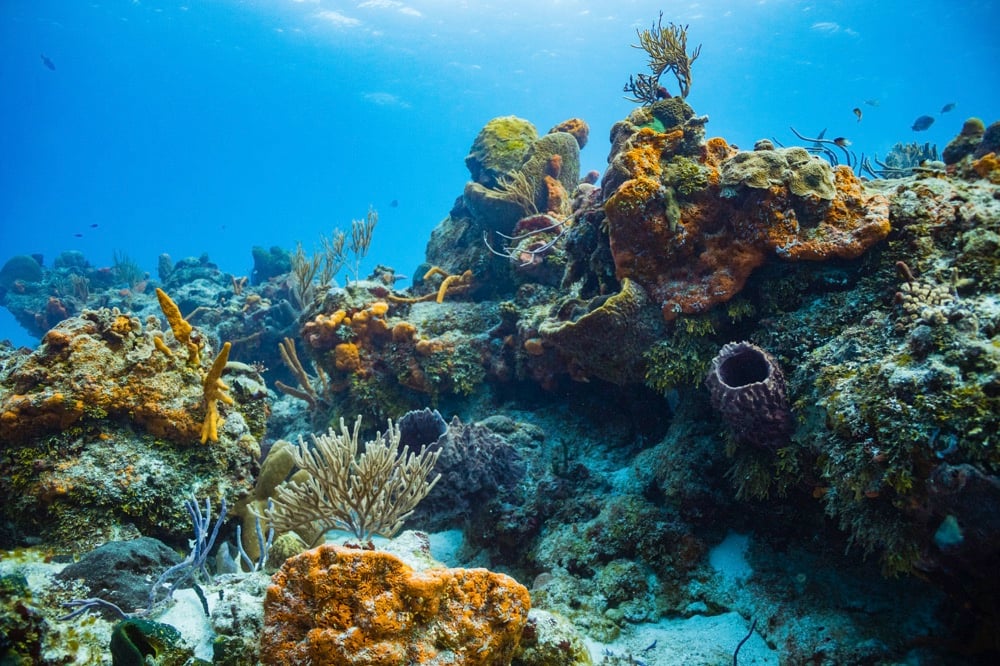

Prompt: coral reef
[280,281,492,424]
[943,118,985,165]
[0,305,266,550]
[602,101,890,320]
[408,416,526,533]
[536,278,664,385]
[261,544,531,665]
[752,170,1000,620]
[424,115,583,299]
[1,34,998,663]
[265,416,441,546]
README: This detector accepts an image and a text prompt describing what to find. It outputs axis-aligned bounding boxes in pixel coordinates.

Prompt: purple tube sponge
[705,341,793,450]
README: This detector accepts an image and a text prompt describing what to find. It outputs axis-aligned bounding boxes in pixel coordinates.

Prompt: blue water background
[2,0,998,347]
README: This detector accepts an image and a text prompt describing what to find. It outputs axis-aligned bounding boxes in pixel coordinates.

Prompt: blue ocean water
[2,0,998,347]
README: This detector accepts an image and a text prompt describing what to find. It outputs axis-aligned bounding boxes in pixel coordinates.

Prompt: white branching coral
[266,416,440,545]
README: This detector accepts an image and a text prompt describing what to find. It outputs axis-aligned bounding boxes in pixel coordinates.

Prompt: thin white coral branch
[266,416,440,545]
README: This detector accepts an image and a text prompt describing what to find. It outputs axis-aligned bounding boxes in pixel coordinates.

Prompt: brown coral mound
[261,544,531,665]
[538,278,664,385]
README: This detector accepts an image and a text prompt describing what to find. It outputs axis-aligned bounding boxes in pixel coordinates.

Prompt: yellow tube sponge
[155,287,201,366]
[201,341,233,443]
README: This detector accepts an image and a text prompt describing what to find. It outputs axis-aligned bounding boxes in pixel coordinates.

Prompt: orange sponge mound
[261,544,531,665]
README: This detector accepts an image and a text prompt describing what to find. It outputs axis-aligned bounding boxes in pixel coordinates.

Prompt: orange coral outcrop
[548,117,590,149]
[543,175,568,215]
[603,123,890,320]
[0,314,202,445]
[334,342,362,373]
[972,151,1000,183]
[261,545,531,665]
[392,321,417,342]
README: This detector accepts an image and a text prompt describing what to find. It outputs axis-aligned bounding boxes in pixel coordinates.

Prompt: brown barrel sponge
[705,341,793,450]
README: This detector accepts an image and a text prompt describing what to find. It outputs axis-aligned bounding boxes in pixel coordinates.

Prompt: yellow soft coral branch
[201,341,233,444]
[155,287,202,366]
[385,267,474,304]
[435,269,473,303]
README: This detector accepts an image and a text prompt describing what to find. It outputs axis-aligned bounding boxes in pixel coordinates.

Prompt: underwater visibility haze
[1,0,1000,664]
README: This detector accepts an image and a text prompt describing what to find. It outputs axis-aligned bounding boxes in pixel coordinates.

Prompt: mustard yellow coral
[201,341,233,444]
[155,287,201,366]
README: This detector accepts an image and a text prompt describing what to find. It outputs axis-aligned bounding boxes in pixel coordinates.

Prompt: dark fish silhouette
[940,102,956,114]
[74,233,83,238]
[90,224,99,228]
[807,128,828,152]
[852,107,862,122]
[911,115,935,131]
[40,54,55,71]
[833,137,851,147]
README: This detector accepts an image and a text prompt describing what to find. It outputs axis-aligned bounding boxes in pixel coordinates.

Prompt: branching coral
[264,416,441,545]
[289,207,379,309]
[491,170,539,217]
[630,13,701,99]
[274,336,332,411]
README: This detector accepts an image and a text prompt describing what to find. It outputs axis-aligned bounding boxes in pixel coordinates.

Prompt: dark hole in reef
[719,347,769,387]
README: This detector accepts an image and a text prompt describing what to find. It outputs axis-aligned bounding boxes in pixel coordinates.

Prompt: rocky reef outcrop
[0,300,267,550]
[261,542,531,665]
[1,87,998,664]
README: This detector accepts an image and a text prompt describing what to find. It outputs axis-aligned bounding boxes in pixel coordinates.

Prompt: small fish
[390,199,399,208]
[90,223,99,228]
[940,102,956,114]
[40,54,55,71]
[864,98,880,107]
[911,115,935,131]
[852,107,862,122]
[809,128,828,151]
[73,233,83,238]
[833,137,851,147]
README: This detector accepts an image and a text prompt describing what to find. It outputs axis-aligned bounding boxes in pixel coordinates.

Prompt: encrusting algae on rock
[602,97,891,320]
[261,544,531,666]
[0,295,266,549]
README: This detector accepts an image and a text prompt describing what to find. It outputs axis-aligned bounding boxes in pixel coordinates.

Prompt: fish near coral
[912,115,935,131]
